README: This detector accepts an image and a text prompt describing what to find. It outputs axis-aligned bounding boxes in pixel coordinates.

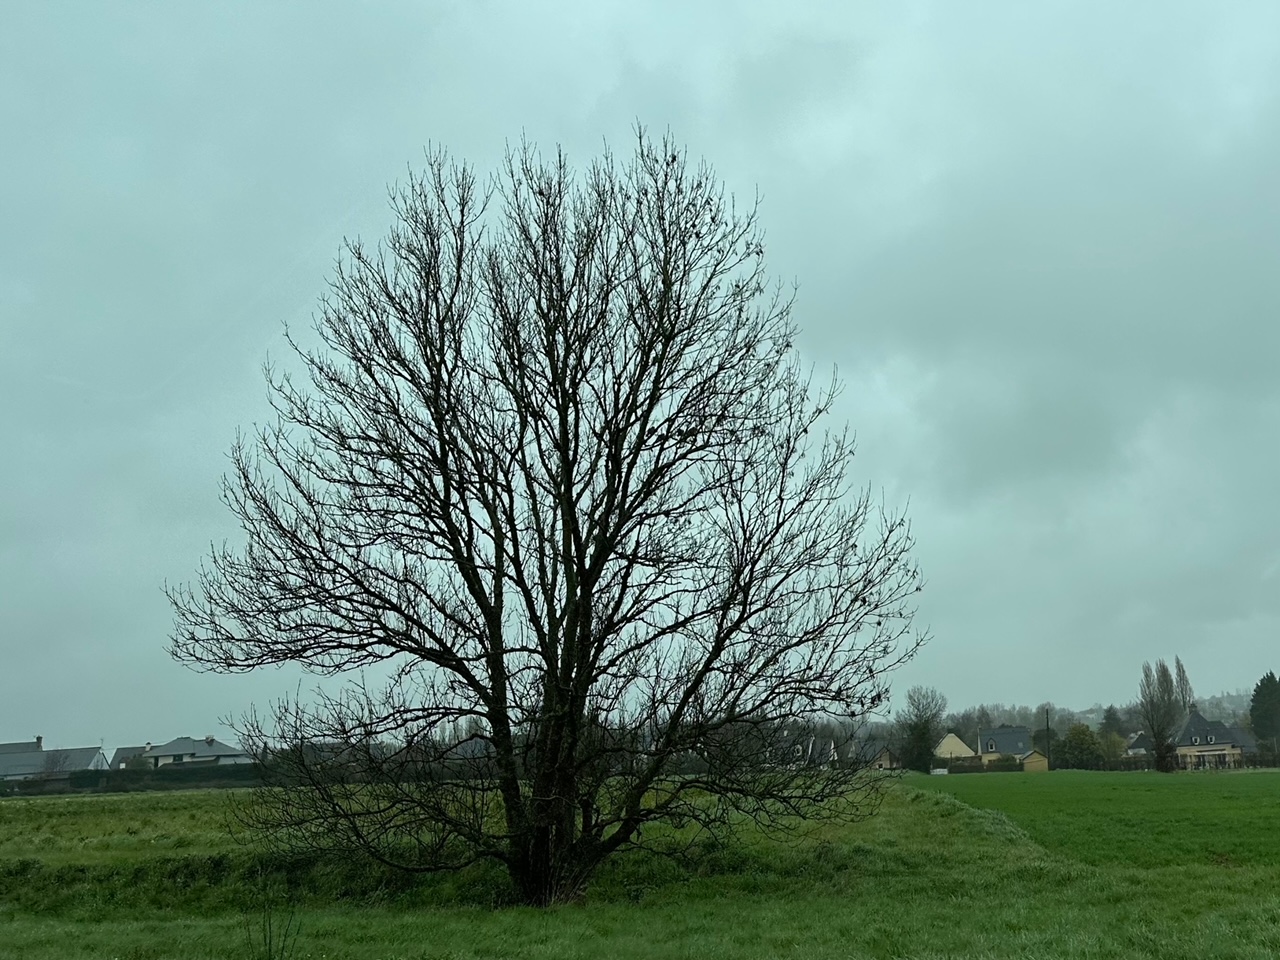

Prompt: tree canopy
[1138,659,1182,772]
[167,133,925,905]
[1057,723,1104,770]
[897,686,946,773]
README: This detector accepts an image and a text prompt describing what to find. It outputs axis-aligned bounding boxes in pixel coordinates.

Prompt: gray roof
[1177,710,1257,750]
[1128,731,1154,753]
[147,736,248,760]
[0,740,42,755]
[978,726,1033,756]
[0,746,107,779]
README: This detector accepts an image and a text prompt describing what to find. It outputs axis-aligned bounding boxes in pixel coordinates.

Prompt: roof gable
[935,733,975,757]
[978,726,1032,756]
[110,746,148,769]
[1177,710,1249,748]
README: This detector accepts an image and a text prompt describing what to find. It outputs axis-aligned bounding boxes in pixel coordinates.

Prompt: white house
[110,736,251,770]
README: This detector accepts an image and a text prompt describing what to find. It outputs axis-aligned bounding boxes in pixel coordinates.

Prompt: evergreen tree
[1099,704,1125,737]
[1249,671,1280,750]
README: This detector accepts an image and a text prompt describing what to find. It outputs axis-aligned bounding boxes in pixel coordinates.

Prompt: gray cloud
[3,2,1278,747]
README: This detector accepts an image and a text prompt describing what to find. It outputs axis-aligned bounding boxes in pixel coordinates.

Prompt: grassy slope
[0,775,1278,959]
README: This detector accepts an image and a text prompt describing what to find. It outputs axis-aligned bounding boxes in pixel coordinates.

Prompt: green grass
[1,774,1279,958]
[0,790,237,864]
[911,768,1280,867]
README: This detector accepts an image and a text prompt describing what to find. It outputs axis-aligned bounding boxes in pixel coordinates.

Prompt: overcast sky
[3,3,1277,750]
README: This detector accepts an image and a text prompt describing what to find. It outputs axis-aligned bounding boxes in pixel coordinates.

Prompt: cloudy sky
[3,3,1277,750]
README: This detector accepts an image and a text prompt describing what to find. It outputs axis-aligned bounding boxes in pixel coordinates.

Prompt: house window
[987,739,995,752]
[1191,737,1200,745]
[1207,736,1215,744]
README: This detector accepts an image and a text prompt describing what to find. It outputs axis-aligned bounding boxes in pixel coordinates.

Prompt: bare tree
[897,686,946,772]
[168,133,924,905]
[1174,655,1195,713]
[39,749,70,781]
[1139,660,1182,772]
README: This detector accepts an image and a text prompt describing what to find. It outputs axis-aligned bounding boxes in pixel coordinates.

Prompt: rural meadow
[4,4,1280,959]
[3,771,1280,958]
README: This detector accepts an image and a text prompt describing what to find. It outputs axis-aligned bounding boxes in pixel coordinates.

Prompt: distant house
[110,736,251,770]
[1175,710,1256,770]
[976,725,1033,764]
[0,737,109,781]
[850,738,899,770]
[109,745,149,770]
[1019,749,1049,773]
[1124,716,1256,768]
[935,733,975,760]
[1126,732,1153,756]
[795,734,838,768]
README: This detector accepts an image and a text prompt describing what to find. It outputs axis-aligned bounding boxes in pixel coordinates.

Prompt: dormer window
[987,739,996,752]
[1207,736,1215,744]
[1192,736,1200,745]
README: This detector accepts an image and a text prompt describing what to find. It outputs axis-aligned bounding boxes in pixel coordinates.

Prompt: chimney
[204,735,215,746]
[35,736,43,750]
[143,742,152,753]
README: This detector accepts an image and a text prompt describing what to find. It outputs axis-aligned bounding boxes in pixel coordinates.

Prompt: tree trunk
[511,832,598,906]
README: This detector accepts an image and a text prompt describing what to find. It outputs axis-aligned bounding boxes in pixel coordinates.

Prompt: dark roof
[978,726,1032,756]
[0,747,107,779]
[0,740,41,755]
[850,738,896,764]
[1177,710,1253,749]
[1128,732,1153,752]
[110,746,148,769]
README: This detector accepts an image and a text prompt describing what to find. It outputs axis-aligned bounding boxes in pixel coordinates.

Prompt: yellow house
[976,726,1034,765]
[1019,749,1049,772]
[934,733,975,760]
[1174,710,1257,770]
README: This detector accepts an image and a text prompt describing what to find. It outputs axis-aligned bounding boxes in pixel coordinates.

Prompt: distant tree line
[899,657,1279,773]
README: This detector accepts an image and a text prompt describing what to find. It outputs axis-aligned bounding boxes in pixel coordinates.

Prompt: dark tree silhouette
[168,133,924,905]
[1138,660,1181,772]
[897,686,946,773]
[1174,656,1195,713]
[1250,670,1280,761]
[1098,704,1127,738]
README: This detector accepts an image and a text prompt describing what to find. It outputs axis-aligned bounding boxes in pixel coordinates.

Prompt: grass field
[1,772,1278,959]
